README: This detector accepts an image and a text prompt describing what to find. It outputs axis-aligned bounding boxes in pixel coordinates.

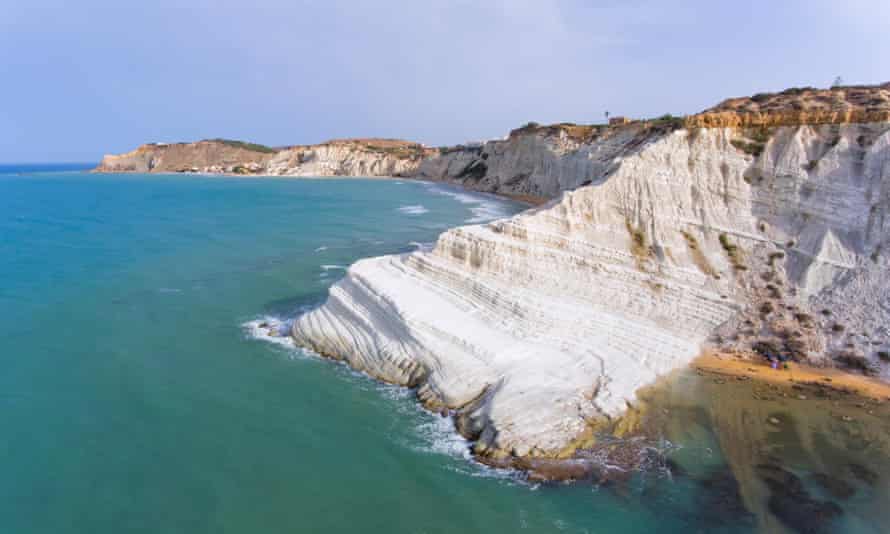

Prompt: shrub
[208,138,278,154]
[768,251,785,266]
[649,114,685,131]
[731,139,765,157]
[751,92,772,103]
[719,233,746,270]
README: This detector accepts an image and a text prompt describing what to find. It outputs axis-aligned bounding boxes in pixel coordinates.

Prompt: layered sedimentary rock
[264,139,432,177]
[293,119,890,459]
[687,82,890,128]
[413,122,658,198]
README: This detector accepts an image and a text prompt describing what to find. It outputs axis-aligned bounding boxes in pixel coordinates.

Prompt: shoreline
[507,351,890,483]
[91,169,551,207]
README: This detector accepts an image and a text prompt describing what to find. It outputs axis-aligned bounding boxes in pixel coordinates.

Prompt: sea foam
[425,185,511,223]
[397,205,429,215]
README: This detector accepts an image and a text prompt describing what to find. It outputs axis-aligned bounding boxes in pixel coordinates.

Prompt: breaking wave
[425,185,512,223]
[397,204,429,215]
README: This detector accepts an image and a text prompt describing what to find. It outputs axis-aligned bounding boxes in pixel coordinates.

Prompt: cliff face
[93,125,667,201]
[95,138,434,177]
[413,122,660,199]
[292,120,890,461]
[97,83,890,464]
[687,82,890,128]
[265,139,434,177]
[97,85,890,204]
[95,140,279,173]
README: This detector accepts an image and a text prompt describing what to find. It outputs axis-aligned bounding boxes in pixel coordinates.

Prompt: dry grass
[680,230,718,278]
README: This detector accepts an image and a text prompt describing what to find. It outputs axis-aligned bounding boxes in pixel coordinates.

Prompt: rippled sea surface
[2,167,888,533]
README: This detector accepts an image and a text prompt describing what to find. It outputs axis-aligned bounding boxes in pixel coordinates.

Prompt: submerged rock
[810,472,856,500]
[695,469,756,527]
[757,464,843,533]
[846,462,879,486]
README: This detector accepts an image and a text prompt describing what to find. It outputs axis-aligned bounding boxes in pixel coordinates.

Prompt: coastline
[288,121,890,479]
[93,169,551,207]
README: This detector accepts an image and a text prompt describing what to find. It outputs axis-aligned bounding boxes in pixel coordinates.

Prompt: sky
[1,0,888,163]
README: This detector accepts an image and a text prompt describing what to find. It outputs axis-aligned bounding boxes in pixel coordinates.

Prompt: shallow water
[2,168,888,533]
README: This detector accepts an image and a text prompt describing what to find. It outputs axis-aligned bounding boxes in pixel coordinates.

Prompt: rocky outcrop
[413,122,659,198]
[292,118,890,462]
[95,138,434,177]
[265,139,434,177]
[94,139,279,173]
[687,82,890,128]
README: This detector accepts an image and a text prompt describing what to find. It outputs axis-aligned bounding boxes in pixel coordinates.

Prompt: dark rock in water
[767,494,842,534]
[519,458,603,483]
[810,473,855,500]
[695,469,755,526]
[664,456,687,478]
[757,464,843,533]
[847,463,878,486]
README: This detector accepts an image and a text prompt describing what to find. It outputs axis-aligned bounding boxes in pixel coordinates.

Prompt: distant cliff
[96,83,890,204]
[95,138,435,177]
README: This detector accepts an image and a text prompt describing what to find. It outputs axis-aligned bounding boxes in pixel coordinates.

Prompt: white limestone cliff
[292,123,890,458]
[265,143,425,177]
[414,123,651,198]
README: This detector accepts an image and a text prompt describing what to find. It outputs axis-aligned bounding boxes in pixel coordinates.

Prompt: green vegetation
[767,251,785,267]
[439,144,483,155]
[719,232,746,270]
[794,312,814,326]
[730,139,764,156]
[780,86,817,96]
[731,127,772,157]
[750,92,772,103]
[208,138,278,154]
[647,113,685,131]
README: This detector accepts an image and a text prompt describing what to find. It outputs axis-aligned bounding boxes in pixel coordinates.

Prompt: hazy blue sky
[2,0,888,162]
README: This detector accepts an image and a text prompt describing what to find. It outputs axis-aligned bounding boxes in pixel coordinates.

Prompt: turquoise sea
[3,167,889,533]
